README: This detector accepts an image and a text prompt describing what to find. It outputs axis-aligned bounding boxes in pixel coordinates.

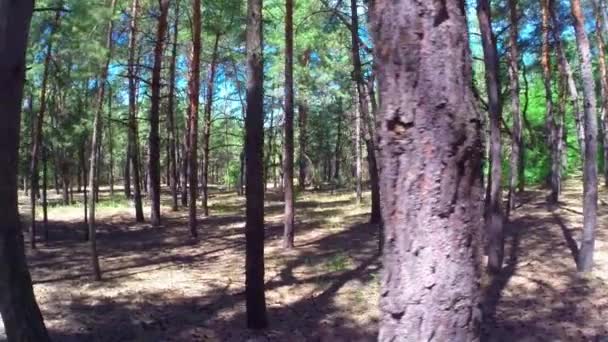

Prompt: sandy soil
[13,179,608,341]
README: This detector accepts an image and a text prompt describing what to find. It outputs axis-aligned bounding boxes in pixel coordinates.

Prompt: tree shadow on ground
[481,186,608,341]
[23,188,379,341]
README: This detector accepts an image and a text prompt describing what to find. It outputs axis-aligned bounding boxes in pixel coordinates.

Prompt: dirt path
[14,180,608,341]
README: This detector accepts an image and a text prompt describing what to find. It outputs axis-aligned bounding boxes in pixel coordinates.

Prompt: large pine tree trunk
[201,32,221,216]
[570,0,599,272]
[371,0,483,338]
[188,0,202,237]
[88,0,117,281]
[245,0,268,328]
[283,0,295,249]
[477,0,504,273]
[128,0,144,222]
[166,0,180,211]
[0,0,51,339]
[148,0,170,227]
[506,0,523,218]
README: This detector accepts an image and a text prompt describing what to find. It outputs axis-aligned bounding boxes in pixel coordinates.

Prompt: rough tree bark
[371,0,483,338]
[0,2,52,338]
[148,0,170,227]
[477,0,504,273]
[128,0,144,222]
[570,0,599,272]
[506,0,523,218]
[283,0,295,249]
[245,0,268,328]
[88,0,117,281]
[188,0,202,237]
[166,0,180,211]
[202,32,221,216]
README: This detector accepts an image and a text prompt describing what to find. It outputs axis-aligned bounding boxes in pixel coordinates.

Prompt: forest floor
[9,179,608,341]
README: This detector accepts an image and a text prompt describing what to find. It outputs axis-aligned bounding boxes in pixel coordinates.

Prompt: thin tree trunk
[148,0,170,227]
[245,0,268,328]
[188,0,202,237]
[88,0,117,281]
[166,0,180,211]
[506,0,523,218]
[298,52,310,190]
[128,0,144,222]
[541,0,560,203]
[30,9,60,250]
[108,87,114,196]
[0,2,51,338]
[354,91,362,203]
[283,0,295,249]
[594,0,608,187]
[551,10,584,155]
[570,0,599,272]
[372,0,482,338]
[477,0,504,273]
[42,147,48,242]
[202,32,221,216]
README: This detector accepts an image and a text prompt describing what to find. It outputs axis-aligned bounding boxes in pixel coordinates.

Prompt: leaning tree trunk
[283,0,295,249]
[570,0,599,273]
[201,32,221,216]
[127,0,144,222]
[506,0,523,218]
[245,0,268,329]
[188,0,202,238]
[88,0,117,281]
[371,0,483,338]
[478,0,504,273]
[349,0,380,223]
[0,0,51,339]
[148,0,170,227]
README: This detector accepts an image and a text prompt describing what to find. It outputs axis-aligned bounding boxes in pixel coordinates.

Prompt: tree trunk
[88,0,117,281]
[30,9,60,250]
[541,0,560,204]
[477,0,504,273]
[551,10,584,156]
[0,0,51,339]
[167,0,180,211]
[371,0,483,338]
[506,0,523,218]
[188,0,202,237]
[298,52,310,190]
[148,0,170,227]
[42,148,49,242]
[202,32,221,216]
[594,0,608,187]
[283,0,295,249]
[570,0,599,272]
[245,0,268,328]
[128,0,144,222]
[108,87,114,196]
[354,88,362,203]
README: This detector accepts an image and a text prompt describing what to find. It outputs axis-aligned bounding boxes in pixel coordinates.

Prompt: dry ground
[9,179,608,341]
